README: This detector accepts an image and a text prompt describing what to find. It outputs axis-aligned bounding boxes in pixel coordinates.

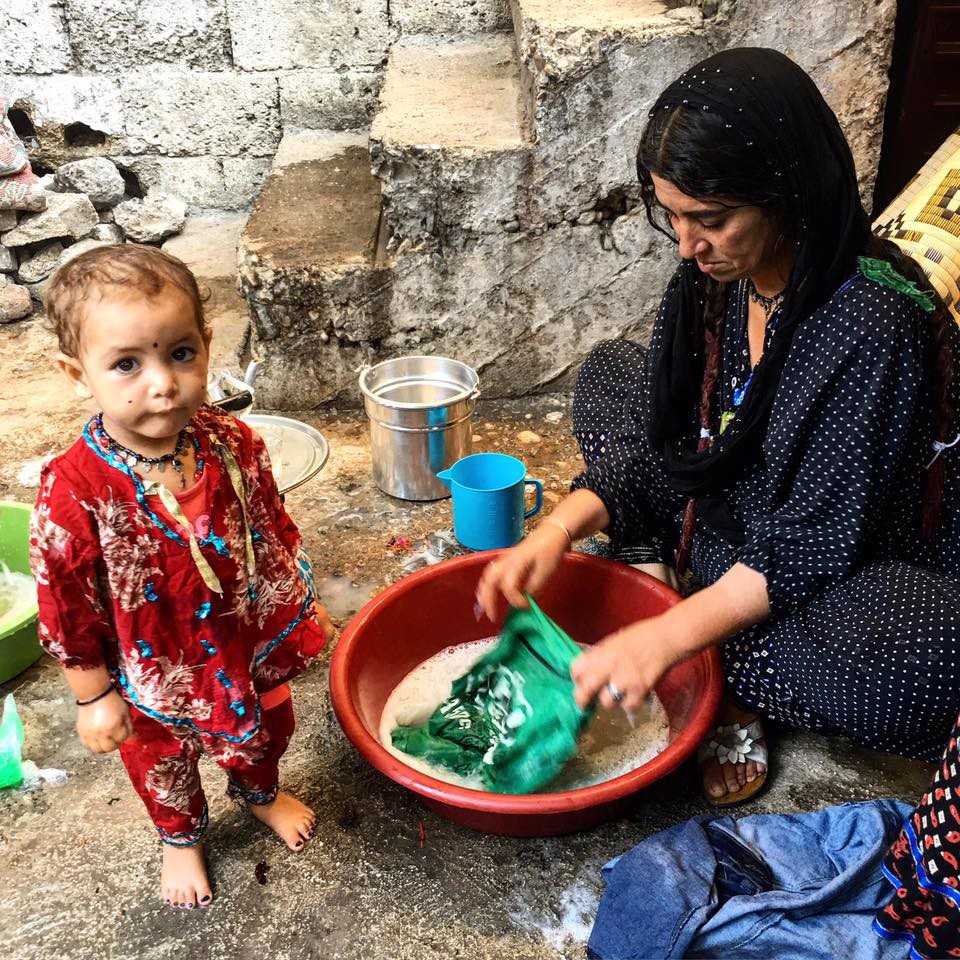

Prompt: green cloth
[391,599,591,794]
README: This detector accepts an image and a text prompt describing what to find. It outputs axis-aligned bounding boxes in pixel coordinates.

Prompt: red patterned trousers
[118,690,295,846]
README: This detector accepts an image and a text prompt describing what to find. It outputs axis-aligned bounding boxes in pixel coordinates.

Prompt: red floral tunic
[30,405,326,744]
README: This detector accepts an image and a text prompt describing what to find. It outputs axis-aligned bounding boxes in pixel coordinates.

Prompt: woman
[477,47,960,811]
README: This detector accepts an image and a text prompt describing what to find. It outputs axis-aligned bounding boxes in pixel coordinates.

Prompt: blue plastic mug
[437,453,543,551]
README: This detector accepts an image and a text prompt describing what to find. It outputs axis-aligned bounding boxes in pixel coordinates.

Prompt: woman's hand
[76,690,134,753]
[570,615,687,712]
[315,602,335,639]
[476,523,569,621]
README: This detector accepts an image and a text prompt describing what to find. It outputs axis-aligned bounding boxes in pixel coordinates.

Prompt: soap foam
[380,637,670,793]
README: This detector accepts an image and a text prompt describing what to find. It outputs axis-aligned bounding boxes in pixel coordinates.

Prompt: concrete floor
[0,293,935,960]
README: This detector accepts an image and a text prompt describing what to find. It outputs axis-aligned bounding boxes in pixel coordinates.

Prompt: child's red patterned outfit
[30,405,326,845]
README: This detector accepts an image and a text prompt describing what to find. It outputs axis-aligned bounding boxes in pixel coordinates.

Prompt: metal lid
[245,415,330,495]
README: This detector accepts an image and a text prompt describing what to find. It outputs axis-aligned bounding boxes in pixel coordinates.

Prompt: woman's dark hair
[638,102,955,541]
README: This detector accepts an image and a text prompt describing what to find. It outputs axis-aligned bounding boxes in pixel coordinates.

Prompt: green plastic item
[0,693,25,788]
[391,599,592,794]
[0,502,42,685]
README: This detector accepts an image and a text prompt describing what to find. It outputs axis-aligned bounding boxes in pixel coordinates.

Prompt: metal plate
[245,414,330,495]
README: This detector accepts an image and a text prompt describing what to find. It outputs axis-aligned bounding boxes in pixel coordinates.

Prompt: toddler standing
[30,244,332,909]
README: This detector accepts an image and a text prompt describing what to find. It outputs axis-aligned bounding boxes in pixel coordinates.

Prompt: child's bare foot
[161,842,213,909]
[248,791,315,851]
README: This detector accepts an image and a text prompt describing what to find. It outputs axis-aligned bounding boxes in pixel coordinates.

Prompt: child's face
[58,285,211,450]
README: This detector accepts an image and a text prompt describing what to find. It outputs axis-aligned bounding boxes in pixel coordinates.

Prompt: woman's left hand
[570,615,687,712]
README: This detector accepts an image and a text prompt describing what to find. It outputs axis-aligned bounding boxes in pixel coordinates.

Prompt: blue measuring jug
[437,453,543,551]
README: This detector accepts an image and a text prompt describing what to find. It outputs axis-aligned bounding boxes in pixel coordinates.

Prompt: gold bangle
[542,517,573,549]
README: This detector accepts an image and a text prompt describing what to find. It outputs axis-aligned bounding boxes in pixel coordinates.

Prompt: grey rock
[113,194,187,243]
[0,244,16,272]
[26,279,49,303]
[37,174,57,192]
[0,0,72,73]
[0,211,16,232]
[90,223,124,243]
[0,281,33,322]
[278,68,382,131]
[64,0,231,71]
[54,158,126,209]
[99,208,117,224]
[1,194,98,247]
[58,238,112,268]
[227,0,392,70]
[18,242,65,284]
[121,69,280,158]
[390,0,510,33]
[110,156,271,209]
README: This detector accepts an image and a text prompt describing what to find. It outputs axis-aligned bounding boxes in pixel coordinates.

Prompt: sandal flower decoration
[706,723,756,766]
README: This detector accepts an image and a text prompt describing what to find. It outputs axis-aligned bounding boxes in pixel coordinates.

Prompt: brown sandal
[697,718,768,807]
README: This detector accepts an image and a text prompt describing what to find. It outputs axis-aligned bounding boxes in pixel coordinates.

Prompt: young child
[29,244,332,910]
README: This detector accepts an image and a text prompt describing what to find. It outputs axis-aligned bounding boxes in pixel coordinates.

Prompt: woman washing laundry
[479,44,960,956]
[477,48,960,809]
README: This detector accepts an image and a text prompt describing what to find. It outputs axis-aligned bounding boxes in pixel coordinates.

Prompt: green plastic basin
[0,503,41,684]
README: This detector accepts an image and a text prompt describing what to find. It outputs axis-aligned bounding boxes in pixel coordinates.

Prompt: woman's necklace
[747,279,785,321]
[95,413,191,490]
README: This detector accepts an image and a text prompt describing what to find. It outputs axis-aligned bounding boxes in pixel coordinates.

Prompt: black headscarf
[645,48,872,500]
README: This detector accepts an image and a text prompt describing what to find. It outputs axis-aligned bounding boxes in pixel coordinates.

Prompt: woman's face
[651,173,783,284]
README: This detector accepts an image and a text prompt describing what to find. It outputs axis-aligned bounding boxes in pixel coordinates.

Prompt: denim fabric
[588,800,914,960]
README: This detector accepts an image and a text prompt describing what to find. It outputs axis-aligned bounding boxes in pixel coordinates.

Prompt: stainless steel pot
[359,356,480,501]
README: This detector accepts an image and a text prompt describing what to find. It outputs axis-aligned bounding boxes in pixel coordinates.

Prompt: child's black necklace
[95,413,189,489]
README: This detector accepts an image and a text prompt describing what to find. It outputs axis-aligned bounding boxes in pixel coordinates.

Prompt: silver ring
[606,682,624,704]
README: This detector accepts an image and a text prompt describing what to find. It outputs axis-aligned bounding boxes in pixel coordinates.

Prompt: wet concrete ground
[0,315,935,960]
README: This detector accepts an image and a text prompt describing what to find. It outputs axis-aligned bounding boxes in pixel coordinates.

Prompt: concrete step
[238,130,393,407]
[510,0,705,226]
[370,33,529,245]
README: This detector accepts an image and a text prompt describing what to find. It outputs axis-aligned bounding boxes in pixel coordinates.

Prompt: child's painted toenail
[201,895,211,903]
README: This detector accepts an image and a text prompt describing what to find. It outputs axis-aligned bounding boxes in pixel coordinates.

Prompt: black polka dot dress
[572,266,960,761]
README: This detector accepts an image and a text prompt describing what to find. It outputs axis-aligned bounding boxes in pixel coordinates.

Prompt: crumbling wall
[0,0,510,210]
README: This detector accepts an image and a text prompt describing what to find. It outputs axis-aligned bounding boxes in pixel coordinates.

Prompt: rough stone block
[2,193,98,246]
[64,0,231,71]
[121,70,281,157]
[114,194,187,243]
[0,1,72,74]
[510,0,894,221]
[391,0,510,33]
[239,130,392,405]
[0,211,17,232]
[0,245,17,272]
[112,155,272,210]
[18,241,64,283]
[226,0,393,70]
[370,35,528,243]
[279,69,382,130]
[54,157,126,208]
[0,279,33,322]
[1,74,126,166]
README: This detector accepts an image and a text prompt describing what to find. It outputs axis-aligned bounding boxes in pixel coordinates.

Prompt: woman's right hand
[476,522,569,621]
[76,690,134,753]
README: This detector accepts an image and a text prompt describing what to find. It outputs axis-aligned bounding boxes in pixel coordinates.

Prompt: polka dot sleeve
[739,281,927,616]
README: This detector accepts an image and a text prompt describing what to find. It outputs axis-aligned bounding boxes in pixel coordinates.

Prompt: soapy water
[0,566,36,628]
[379,637,670,792]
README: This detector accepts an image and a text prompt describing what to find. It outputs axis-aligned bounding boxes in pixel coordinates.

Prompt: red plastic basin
[330,551,722,836]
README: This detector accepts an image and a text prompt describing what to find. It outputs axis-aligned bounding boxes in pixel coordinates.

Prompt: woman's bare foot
[701,699,767,802]
[161,842,213,909]
[248,791,315,851]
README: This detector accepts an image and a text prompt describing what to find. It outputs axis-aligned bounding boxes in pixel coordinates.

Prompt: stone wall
[0,0,510,210]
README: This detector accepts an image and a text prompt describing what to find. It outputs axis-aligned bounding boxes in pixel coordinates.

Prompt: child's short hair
[45,244,210,358]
